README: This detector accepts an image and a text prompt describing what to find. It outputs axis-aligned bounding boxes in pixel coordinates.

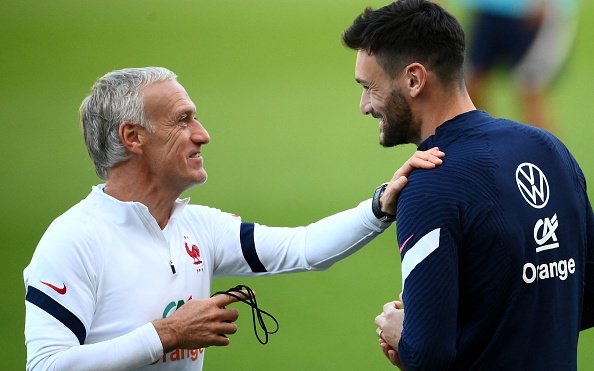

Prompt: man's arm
[301,146,443,270]
[26,255,246,371]
[25,304,161,371]
[211,148,444,277]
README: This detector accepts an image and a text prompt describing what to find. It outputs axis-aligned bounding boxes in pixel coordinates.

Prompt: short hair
[79,67,177,180]
[342,0,465,86]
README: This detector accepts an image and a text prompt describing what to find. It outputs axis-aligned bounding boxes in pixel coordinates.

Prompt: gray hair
[79,67,178,179]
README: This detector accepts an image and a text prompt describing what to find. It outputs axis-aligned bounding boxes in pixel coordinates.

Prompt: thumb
[388,175,408,193]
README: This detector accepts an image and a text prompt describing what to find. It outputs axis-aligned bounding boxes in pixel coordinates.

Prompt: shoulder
[29,193,109,270]
[182,203,240,221]
[179,204,244,231]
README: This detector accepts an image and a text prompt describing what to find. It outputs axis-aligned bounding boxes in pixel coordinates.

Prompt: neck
[104,165,182,229]
[416,84,476,145]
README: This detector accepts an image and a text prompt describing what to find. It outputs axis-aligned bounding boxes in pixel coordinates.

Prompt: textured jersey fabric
[396,110,594,370]
[24,185,389,370]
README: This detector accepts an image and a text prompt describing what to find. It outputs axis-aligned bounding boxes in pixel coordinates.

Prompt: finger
[232,289,256,300]
[216,321,239,336]
[388,349,399,365]
[220,307,240,322]
[383,301,399,313]
[408,154,442,168]
[212,322,239,346]
[212,334,232,347]
[212,290,252,308]
[379,340,391,359]
[375,313,386,327]
[427,146,445,157]
[376,327,383,338]
[412,147,445,163]
[385,176,408,196]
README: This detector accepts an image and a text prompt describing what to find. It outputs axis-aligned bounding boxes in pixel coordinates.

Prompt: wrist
[372,183,396,223]
[152,318,179,353]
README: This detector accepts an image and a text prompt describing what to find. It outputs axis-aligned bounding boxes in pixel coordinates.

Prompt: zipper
[134,204,177,275]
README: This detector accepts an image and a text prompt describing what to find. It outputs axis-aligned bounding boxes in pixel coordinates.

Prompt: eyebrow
[176,105,197,117]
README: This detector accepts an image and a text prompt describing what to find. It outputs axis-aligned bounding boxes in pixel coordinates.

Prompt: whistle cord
[211,284,279,344]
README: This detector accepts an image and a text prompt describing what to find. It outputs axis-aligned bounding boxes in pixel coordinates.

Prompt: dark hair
[342,0,465,86]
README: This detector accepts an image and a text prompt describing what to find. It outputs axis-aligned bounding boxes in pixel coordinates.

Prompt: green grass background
[1,0,593,369]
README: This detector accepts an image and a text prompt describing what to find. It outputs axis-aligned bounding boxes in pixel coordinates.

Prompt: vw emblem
[516,163,549,209]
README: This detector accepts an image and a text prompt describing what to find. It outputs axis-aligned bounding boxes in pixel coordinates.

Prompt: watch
[372,183,396,223]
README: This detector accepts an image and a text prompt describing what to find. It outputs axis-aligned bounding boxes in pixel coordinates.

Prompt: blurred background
[2,0,593,369]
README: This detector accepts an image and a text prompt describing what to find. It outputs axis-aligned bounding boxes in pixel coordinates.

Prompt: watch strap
[372,183,396,223]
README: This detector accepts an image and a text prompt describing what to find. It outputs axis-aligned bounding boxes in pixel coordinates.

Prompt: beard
[379,89,421,147]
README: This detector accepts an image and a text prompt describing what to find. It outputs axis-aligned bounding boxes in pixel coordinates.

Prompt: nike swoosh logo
[41,281,67,295]
[400,234,414,253]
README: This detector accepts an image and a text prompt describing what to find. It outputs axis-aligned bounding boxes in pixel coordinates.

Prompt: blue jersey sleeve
[395,163,481,369]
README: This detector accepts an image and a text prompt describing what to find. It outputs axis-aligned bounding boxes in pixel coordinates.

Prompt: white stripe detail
[402,228,441,287]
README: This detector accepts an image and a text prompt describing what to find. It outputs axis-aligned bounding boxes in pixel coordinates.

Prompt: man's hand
[380,147,444,216]
[153,292,246,352]
[376,293,405,369]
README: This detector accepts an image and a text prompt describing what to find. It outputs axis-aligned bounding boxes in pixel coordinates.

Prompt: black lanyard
[211,285,279,344]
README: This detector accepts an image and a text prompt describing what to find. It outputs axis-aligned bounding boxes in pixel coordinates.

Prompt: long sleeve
[211,199,391,277]
[25,304,162,371]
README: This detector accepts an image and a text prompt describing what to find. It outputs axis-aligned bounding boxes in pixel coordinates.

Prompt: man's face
[355,50,420,146]
[140,80,210,192]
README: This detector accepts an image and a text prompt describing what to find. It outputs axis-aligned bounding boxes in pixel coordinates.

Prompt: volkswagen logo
[516,163,549,209]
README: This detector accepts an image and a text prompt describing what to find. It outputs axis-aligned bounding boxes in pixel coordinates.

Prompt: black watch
[372,183,396,223]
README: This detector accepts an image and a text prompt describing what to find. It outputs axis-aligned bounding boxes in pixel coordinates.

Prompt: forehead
[355,50,388,85]
[143,80,195,117]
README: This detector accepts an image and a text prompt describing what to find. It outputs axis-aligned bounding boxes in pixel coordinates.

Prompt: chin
[195,170,208,185]
[182,171,208,190]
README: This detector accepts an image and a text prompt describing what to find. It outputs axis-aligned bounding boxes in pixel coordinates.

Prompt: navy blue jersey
[396,110,594,370]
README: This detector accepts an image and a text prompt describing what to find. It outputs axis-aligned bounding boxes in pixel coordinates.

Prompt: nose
[360,90,372,115]
[191,119,210,145]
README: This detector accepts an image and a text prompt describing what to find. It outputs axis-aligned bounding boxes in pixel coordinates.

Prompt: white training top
[24,184,390,370]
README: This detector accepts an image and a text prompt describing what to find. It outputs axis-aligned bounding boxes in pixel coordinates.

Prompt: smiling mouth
[371,112,384,124]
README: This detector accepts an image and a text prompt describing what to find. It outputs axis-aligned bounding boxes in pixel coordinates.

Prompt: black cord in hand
[211,285,279,344]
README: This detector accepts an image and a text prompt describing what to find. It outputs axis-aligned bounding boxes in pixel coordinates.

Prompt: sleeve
[397,228,459,370]
[581,190,594,330]
[394,173,461,370]
[25,304,162,371]
[24,218,164,371]
[211,199,390,278]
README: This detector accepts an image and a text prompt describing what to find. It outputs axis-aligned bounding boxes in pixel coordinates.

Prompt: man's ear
[404,63,427,98]
[119,121,144,155]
